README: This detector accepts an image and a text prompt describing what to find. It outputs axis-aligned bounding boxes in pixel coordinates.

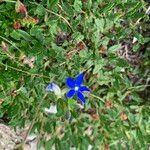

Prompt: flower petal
[66,77,75,88]
[44,104,57,114]
[77,91,86,104]
[46,83,53,92]
[46,83,61,96]
[79,86,90,92]
[66,89,75,98]
[75,72,84,86]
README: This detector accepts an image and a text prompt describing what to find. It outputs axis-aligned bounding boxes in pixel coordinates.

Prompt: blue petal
[75,73,84,86]
[46,83,61,96]
[46,83,53,92]
[46,83,58,92]
[66,77,75,88]
[77,91,86,104]
[66,89,75,98]
[79,86,90,92]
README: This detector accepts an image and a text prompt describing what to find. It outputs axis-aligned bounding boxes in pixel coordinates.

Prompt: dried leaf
[66,41,86,59]
[22,16,39,26]
[91,84,98,91]
[76,41,86,51]
[15,0,27,15]
[120,112,128,121]
[99,45,107,55]
[105,100,113,109]
[10,90,17,97]
[13,21,21,30]
[56,126,64,139]
[85,126,93,136]
[104,144,110,150]
[0,99,4,105]
[91,114,99,120]
[1,41,9,51]
[22,56,35,68]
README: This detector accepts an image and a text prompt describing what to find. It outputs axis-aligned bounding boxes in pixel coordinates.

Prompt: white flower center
[74,86,79,91]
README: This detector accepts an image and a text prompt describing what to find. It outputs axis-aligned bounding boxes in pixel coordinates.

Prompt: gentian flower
[46,83,61,97]
[66,72,90,104]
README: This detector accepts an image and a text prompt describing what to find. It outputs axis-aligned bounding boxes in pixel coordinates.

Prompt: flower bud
[44,104,57,114]
[46,83,61,97]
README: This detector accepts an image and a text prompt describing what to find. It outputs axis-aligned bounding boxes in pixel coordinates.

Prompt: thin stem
[1,51,25,67]
[0,62,51,80]
[0,36,26,67]
[0,36,21,52]
[29,1,73,31]
[128,84,150,90]
[45,8,72,30]
[23,94,47,143]
[0,0,16,3]
[90,93,105,103]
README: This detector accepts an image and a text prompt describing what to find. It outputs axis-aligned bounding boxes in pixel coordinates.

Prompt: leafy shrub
[0,0,150,149]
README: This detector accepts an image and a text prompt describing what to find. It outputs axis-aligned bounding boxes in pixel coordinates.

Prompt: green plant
[0,0,150,149]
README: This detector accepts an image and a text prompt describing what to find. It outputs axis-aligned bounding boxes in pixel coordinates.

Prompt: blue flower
[66,72,90,104]
[46,83,61,97]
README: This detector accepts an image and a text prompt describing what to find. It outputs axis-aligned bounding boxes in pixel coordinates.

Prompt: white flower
[132,37,138,44]
[46,83,61,97]
[44,104,57,114]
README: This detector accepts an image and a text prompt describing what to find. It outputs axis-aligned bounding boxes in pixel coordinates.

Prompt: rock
[0,124,22,150]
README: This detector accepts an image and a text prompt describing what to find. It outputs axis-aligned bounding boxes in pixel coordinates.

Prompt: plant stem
[0,62,51,80]
[128,84,150,90]
[90,93,105,103]
[0,36,21,52]
[0,0,16,3]
[23,94,47,143]
[29,1,73,31]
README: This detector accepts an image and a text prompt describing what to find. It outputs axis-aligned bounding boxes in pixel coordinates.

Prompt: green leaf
[35,4,45,16]
[95,18,105,32]
[74,0,82,12]
[68,99,76,110]
[108,44,121,53]
[47,0,59,8]
[10,30,21,40]
[17,29,32,41]
[72,32,84,42]
[45,139,54,150]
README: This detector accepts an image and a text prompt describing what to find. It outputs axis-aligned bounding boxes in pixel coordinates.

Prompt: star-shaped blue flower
[66,72,90,104]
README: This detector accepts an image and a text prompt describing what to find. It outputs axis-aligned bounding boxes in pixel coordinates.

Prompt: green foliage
[0,0,150,149]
